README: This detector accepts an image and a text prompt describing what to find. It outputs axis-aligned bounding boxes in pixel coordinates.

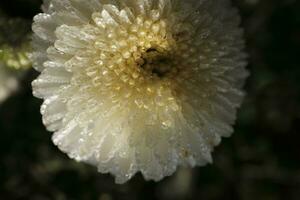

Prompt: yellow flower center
[88,13,194,91]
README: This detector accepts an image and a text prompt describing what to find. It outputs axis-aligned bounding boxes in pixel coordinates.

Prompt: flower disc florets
[32,0,248,183]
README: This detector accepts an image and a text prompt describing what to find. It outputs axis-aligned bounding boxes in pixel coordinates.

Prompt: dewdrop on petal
[32,0,248,183]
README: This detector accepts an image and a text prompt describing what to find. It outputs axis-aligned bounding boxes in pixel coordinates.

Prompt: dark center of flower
[139,48,173,78]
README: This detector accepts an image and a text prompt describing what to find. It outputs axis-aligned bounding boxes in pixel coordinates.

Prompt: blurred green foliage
[0,0,300,199]
[0,8,31,70]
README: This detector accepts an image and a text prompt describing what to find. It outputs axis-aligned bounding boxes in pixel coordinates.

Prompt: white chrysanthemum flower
[0,63,19,103]
[32,0,248,183]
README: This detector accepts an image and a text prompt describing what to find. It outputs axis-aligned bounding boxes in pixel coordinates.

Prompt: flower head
[32,0,248,183]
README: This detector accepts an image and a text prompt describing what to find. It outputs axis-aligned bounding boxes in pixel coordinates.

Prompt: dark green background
[0,0,300,199]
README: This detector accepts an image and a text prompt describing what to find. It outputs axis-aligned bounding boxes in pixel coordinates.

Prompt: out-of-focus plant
[0,10,32,103]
